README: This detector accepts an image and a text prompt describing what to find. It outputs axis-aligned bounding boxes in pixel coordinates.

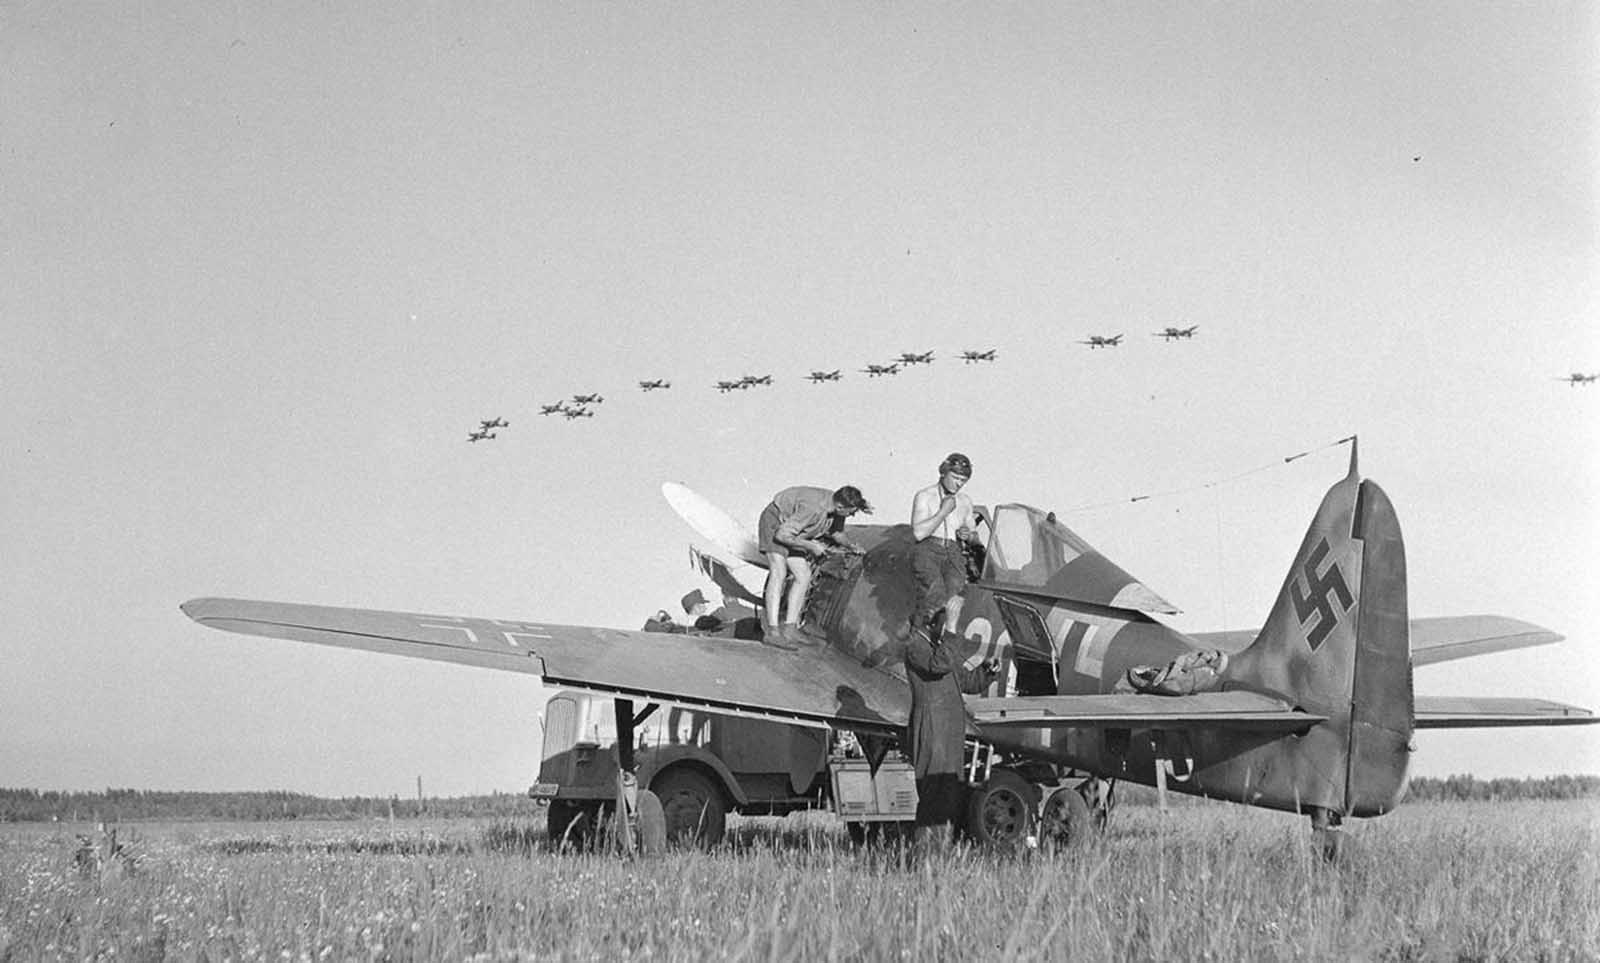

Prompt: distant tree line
[0,788,532,823]
[2,775,1593,822]
[1401,774,1599,803]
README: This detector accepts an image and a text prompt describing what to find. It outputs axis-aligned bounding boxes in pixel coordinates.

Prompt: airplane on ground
[1080,335,1124,348]
[639,380,671,392]
[807,370,842,383]
[960,350,997,363]
[572,394,604,405]
[183,442,1594,856]
[479,418,509,431]
[897,351,935,366]
[738,375,773,388]
[562,407,593,419]
[862,363,901,377]
[714,380,748,393]
[1556,373,1597,386]
[1155,326,1199,341]
[466,430,496,442]
[539,402,568,416]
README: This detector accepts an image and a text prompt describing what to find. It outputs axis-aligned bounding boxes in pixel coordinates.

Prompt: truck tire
[965,768,1037,847]
[1039,786,1094,850]
[546,800,602,849]
[653,768,727,848]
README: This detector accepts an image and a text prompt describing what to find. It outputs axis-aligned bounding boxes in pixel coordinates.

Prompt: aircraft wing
[1186,615,1563,664]
[180,598,910,733]
[1413,697,1596,728]
[965,691,1325,732]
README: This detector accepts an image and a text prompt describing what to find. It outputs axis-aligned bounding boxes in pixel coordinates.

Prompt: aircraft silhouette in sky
[807,370,842,383]
[1080,334,1124,348]
[960,349,996,363]
[1154,326,1199,341]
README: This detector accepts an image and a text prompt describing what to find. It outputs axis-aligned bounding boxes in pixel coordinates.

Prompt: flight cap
[681,589,709,613]
[940,452,973,477]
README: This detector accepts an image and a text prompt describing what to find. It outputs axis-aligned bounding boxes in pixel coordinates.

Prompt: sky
[3,1,1595,797]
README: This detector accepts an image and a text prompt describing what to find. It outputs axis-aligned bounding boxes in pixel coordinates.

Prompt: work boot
[787,624,825,648]
[759,624,799,651]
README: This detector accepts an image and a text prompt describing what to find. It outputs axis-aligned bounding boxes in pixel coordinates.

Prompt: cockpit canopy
[980,504,1178,615]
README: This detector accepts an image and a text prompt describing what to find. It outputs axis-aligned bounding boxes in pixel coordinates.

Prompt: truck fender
[640,745,750,807]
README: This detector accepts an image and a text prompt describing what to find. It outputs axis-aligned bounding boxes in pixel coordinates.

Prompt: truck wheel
[1039,786,1094,850]
[965,769,1036,847]
[653,769,727,848]
[546,800,601,849]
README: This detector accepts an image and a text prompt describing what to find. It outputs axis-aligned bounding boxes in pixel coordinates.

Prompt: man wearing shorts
[757,485,871,649]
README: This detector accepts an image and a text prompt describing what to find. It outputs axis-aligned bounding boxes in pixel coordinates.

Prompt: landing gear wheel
[965,768,1037,847]
[653,768,727,848]
[1039,786,1095,851]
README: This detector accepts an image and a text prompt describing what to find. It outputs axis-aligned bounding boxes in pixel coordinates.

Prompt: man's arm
[911,487,956,541]
[905,630,958,676]
[774,511,830,557]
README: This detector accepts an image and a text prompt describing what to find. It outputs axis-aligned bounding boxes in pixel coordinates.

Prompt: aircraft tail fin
[1229,453,1413,817]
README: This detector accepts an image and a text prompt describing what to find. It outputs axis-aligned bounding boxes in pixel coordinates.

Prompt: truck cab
[531,690,917,847]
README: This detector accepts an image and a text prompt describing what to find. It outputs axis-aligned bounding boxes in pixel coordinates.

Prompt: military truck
[529,689,1103,848]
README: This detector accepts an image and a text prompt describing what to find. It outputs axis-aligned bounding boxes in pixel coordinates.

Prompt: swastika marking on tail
[1289,537,1353,651]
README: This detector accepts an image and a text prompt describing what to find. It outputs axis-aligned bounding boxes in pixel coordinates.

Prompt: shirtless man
[758,485,871,649]
[909,452,979,641]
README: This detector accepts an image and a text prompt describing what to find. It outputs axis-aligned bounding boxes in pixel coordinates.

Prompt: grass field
[2,800,1595,961]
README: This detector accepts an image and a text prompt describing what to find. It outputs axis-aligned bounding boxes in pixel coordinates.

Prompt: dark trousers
[910,539,965,631]
[914,773,966,829]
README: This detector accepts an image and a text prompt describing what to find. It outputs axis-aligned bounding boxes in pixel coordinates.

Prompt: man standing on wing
[757,484,871,649]
[909,452,980,642]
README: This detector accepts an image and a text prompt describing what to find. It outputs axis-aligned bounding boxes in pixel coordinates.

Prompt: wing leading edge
[1413,696,1595,729]
[1186,615,1563,665]
[181,597,910,733]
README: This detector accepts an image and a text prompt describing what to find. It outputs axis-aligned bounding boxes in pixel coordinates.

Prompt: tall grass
[1,801,1594,961]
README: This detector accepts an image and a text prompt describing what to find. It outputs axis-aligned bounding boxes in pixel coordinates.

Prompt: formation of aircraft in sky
[1080,334,1124,348]
[466,429,496,442]
[484,335,1582,442]
[479,418,508,431]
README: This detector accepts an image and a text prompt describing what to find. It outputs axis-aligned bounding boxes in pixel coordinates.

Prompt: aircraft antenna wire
[1058,435,1358,515]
